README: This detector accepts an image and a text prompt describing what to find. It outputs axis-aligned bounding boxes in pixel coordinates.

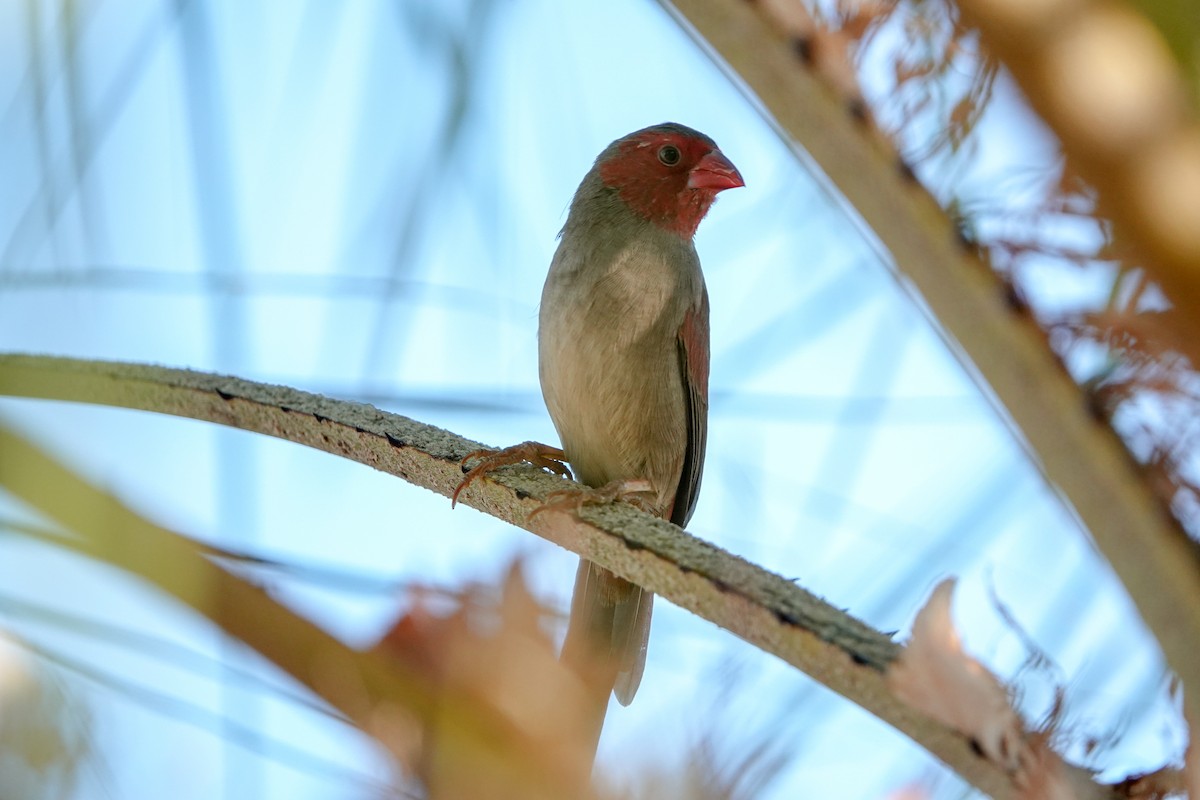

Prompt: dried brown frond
[1015,731,1079,800]
[887,579,1028,772]
[373,561,598,800]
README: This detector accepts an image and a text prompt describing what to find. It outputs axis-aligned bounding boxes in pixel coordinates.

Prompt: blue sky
[0,1,1181,798]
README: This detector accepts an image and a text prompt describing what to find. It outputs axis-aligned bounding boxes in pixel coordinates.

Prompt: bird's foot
[451,441,572,508]
[529,478,658,520]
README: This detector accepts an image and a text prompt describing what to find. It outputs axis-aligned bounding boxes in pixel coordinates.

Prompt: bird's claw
[528,478,658,520]
[450,441,572,508]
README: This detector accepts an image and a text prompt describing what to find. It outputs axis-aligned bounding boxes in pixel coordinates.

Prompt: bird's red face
[598,126,744,238]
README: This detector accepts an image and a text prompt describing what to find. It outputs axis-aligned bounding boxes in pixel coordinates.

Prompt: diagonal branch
[662,0,1200,728]
[0,353,1128,798]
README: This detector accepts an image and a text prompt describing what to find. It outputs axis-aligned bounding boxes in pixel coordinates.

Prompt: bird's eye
[657,145,681,166]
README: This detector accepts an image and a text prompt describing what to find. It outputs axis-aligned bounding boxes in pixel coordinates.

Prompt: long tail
[560,559,654,757]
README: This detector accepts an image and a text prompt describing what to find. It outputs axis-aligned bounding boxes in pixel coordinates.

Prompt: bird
[454,122,742,750]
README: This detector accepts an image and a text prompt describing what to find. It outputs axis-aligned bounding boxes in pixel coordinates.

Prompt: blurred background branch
[668,0,1200,730]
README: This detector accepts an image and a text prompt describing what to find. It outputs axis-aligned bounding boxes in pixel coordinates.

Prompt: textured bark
[0,353,1138,797]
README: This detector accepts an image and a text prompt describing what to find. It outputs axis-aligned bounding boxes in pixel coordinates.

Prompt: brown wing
[671,287,709,528]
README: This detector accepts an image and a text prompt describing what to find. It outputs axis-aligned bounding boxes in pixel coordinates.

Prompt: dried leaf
[886,579,1028,771]
[0,632,93,790]
[1015,734,1077,800]
[948,96,976,145]
[838,0,896,41]
[894,57,937,87]
[1079,307,1188,359]
[374,562,596,799]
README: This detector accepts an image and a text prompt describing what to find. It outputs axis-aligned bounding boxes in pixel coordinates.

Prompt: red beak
[687,149,745,191]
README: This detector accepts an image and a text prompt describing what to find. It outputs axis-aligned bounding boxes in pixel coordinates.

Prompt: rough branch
[0,353,1133,798]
